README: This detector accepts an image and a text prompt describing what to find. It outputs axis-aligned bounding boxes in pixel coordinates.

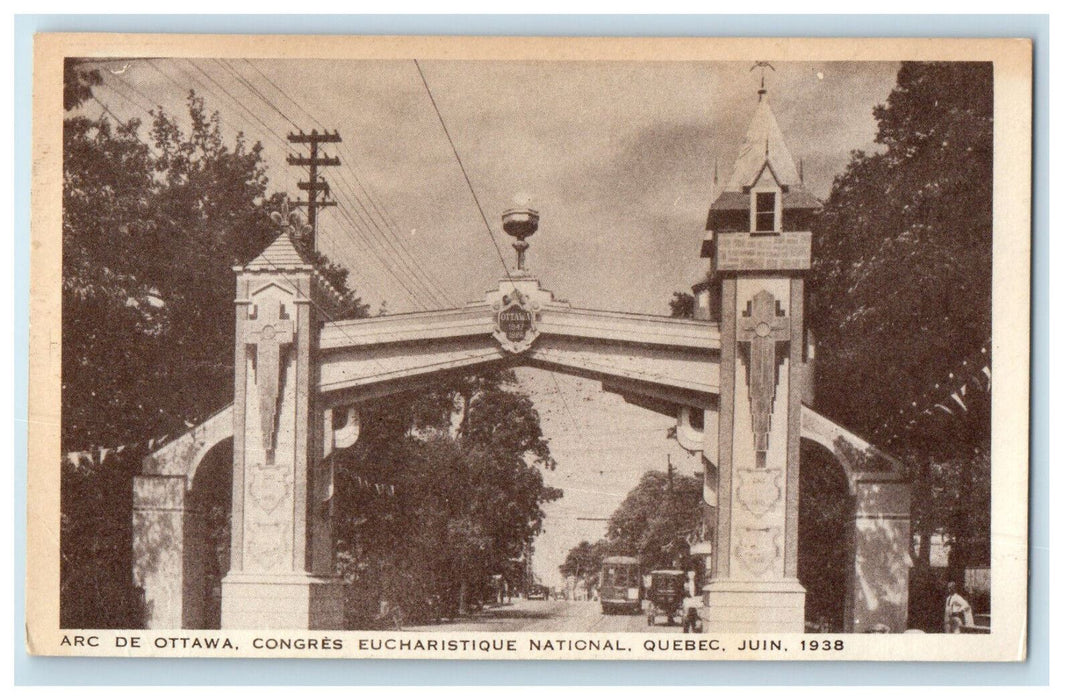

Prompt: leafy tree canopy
[810,61,992,457]
[60,64,367,627]
[809,62,994,592]
[62,64,367,450]
[561,467,702,584]
[333,370,562,624]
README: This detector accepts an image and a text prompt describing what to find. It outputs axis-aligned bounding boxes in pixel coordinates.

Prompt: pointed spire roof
[245,232,311,270]
[723,91,801,192]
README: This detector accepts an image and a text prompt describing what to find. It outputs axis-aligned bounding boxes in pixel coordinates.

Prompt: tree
[810,62,992,452]
[668,291,695,319]
[560,539,600,581]
[63,86,367,451]
[333,370,562,626]
[808,62,994,622]
[603,468,703,573]
[60,64,367,627]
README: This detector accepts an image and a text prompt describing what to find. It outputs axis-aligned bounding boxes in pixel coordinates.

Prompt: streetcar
[598,556,643,614]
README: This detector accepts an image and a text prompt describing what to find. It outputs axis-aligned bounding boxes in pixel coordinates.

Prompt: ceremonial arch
[132,90,912,634]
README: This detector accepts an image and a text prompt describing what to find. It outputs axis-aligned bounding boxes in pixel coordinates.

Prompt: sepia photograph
[26,34,1032,661]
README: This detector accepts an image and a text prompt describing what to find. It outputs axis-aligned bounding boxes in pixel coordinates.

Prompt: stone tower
[696,82,821,631]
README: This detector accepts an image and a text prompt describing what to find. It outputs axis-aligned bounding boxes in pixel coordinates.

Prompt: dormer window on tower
[755,191,777,232]
[700,77,821,259]
[748,163,784,234]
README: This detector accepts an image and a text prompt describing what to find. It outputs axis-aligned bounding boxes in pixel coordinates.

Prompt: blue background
[13,13,1050,686]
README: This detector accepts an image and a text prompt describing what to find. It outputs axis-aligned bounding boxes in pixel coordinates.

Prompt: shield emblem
[736,469,782,518]
[246,520,289,572]
[734,527,781,576]
[498,302,532,343]
[492,291,540,353]
[249,464,291,514]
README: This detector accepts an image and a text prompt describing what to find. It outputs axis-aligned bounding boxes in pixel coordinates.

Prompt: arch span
[800,409,913,632]
[133,407,233,629]
[133,234,911,632]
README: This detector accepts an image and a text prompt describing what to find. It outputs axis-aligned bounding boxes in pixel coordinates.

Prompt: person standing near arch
[943,581,974,633]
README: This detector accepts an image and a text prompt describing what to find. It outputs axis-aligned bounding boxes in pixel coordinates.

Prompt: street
[404,598,687,633]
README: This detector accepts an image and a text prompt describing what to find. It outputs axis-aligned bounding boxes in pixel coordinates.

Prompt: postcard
[27,33,1031,661]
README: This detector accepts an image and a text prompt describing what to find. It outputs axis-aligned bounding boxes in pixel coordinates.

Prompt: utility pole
[286,129,341,251]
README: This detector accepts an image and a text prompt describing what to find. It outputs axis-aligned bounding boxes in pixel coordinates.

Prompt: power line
[321,170,452,308]
[183,59,294,152]
[193,60,443,310]
[410,60,599,450]
[143,59,235,136]
[322,190,432,310]
[413,59,515,284]
[549,372,586,440]
[85,84,396,374]
[99,76,156,116]
[148,59,433,311]
[78,79,554,394]
[238,59,457,307]
[320,159,455,306]
[89,95,154,152]
[325,147,458,305]
[215,58,300,130]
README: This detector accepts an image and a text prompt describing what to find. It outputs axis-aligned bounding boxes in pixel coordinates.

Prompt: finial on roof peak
[751,61,775,101]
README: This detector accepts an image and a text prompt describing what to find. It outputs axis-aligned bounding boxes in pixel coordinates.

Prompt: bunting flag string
[63,431,176,469]
[876,340,992,444]
[61,405,233,469]
[353,474,397,498]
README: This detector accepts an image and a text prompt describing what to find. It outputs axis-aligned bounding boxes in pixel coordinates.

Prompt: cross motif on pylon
[240,297,295,462]
[738,289,790,466]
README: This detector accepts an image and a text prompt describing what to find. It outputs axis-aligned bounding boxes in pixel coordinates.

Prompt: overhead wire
[412,59,517,285]
[147,58,434,311]
[98,76,157,117]
[216,57,449,307]
[102,59,642,460]
[214,58,301,130]
[320,169,453,308]
[85,61,650,485]
[195,58,439,310]
[88,95,155,152]
[84,77,394,376]
[411,59,628,475]
[232,58,457,307]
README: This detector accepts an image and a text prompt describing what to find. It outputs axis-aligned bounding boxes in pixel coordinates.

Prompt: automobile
[526,585,549,600]
[645,569,686,626]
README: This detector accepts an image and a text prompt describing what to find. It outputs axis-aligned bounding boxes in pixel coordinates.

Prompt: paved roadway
[404,598,686,633]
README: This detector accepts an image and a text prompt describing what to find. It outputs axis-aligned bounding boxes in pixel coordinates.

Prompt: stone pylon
[220,232,344,629]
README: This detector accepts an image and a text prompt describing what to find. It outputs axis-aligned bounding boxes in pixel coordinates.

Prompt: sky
[84,58,899,316]
[80,57,901,582]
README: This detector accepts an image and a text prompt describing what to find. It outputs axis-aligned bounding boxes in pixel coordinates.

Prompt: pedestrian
[943,581,974,633]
